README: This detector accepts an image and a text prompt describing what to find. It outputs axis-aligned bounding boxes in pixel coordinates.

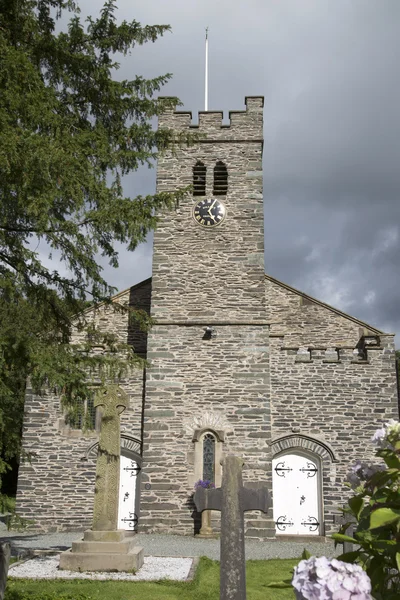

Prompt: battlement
[158,96,264,140]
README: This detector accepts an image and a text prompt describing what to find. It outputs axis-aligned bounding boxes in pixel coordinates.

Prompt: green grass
[5,557,297,599]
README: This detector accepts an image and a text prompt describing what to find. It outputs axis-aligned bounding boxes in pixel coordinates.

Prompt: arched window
[191,427,224,489]
[213,161,228,196]
[193,161,206,196]
[202,433,216,484]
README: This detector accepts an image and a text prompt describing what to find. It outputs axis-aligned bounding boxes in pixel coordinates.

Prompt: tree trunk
[0,542,11,600]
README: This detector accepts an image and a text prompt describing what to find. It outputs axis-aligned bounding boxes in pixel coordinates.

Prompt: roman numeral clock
[193,198,226,227]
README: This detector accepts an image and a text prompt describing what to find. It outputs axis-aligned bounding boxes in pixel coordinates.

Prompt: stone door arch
[271,434,337,537]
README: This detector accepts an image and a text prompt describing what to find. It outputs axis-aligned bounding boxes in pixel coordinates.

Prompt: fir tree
[0,0,186,482]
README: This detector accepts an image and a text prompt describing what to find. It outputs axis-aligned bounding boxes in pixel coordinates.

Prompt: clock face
[193,198,226,227]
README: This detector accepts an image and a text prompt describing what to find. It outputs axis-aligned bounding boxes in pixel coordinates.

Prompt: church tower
[140,97,275,537]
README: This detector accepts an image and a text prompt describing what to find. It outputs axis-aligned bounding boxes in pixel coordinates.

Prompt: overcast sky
[73,0,400,337]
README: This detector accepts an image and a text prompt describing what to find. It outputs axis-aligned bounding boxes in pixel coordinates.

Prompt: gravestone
[0,542,10,600]
[59,385,144,572]
[194,455,270,600]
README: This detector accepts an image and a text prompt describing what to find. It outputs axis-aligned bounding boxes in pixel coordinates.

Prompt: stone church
[16,96,399,538]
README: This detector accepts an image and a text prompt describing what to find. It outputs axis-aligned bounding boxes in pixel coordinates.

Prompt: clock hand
[208,200,217,219]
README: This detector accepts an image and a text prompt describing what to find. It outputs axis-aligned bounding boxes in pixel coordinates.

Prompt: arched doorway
[85,435,142,531]
[117,452,141,531]
[272,451,321,536]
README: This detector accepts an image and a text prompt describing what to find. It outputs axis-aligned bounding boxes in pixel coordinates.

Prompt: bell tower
[140,97,274,538]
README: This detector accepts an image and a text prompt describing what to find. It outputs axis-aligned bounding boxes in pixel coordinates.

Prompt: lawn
[5,557,297,599]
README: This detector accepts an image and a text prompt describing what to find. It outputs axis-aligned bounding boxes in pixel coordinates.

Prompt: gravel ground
[9,554,193,581]
[0,531,338,560]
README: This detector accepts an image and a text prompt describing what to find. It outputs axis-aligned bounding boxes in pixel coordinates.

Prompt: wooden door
[272,453,320,535]
[117,455,139,530]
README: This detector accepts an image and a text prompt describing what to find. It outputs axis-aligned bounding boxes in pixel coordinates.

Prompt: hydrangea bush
[292,556,372,600]
[331,419,400,600]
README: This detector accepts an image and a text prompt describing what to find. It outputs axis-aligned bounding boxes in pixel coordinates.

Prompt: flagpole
[205,27,209,111]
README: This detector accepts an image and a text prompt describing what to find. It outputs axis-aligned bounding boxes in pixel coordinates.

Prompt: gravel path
[0,531,338,560]
[9,555,193,581]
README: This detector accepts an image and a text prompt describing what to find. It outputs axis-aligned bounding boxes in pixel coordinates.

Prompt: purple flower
[292,556,372,600]
[346,460,385,489]
[194,479,215,490]
[371,419,400,449]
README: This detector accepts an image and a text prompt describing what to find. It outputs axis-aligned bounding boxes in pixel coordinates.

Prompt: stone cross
[92,384,128,531]
[194,455,270,600]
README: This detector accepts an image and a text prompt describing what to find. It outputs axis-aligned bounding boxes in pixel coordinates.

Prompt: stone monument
[194,455,270,600]
[59,385,144,572]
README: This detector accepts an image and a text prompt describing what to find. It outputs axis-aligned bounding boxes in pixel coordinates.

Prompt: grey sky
[75,0,400,337]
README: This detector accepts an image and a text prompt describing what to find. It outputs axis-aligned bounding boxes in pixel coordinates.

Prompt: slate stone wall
[152,97,265,323]
[266,276,399,535]
[15,283,149,532]
[140,324,273,536]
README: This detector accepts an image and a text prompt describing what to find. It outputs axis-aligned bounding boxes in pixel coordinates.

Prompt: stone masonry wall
[152,97,265,323]
[267,275,399,534]
[140,97,274,537]
[141,324,272,536]
[16,282,150,532]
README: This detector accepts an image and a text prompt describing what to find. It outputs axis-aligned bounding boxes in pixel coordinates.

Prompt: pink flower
[292,556,372,600]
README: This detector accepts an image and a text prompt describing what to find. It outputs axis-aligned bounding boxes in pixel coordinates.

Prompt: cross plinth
[194,455,270,600]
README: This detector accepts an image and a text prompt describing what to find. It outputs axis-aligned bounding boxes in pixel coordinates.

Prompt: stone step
[245,527,276,539]
[72,540,136,554]
[59,546,144,572]
[83,529,125,543]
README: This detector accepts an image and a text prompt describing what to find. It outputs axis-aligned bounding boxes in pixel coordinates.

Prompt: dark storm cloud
[75,1,400,338]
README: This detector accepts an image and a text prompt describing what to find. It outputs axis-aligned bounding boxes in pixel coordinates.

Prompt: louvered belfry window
[213,161,228,196]
[193,161,206,196]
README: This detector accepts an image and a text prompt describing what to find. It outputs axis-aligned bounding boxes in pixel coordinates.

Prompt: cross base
[59,530,144,572]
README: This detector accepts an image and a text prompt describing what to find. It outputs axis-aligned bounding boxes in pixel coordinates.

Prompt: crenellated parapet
[158,96,264,141]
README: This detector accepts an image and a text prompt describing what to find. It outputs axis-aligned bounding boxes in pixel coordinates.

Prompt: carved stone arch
[271,433,338,464]
[183,411,233,439]
[192,427,224,443]
[83,434,142,463]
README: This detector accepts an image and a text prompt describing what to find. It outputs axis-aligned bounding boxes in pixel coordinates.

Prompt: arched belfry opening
[193,161,206,196]
[213,161,228,196]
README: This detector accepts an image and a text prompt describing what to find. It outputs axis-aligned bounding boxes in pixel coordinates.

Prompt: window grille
[65,393,96,430]
[213,161,228,196]
[202,433,216,484]
[193,161,206,196]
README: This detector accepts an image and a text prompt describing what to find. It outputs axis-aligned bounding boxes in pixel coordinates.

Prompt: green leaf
[349,495,363,519]
[301,548,311,560]
[336,550,361,563]
[331,533,358,544]
[396,552,400,572]
[369,508,400,530]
